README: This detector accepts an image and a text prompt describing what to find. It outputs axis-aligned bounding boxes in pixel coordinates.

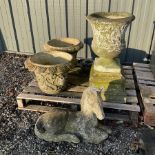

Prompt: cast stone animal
[35,87,111,144]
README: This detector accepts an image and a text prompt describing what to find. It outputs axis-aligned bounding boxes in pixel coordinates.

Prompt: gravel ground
[0,53,141,155]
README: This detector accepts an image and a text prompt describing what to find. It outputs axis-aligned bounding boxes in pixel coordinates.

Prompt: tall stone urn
[86,12,135,102]
[25,52,73,94]
[43,38,83,64]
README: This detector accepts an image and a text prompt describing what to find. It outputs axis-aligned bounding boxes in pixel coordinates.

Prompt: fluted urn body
[87,12,135,102]
[87,12,135,72]
[25,52,73,94]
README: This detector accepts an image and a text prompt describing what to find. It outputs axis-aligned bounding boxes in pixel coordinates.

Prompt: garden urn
[86,12,135,102]
[43,38,83,64]
[25,51,73,94]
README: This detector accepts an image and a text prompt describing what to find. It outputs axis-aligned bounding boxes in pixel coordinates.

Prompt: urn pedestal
[87,12,135,102]
[25,52,73,94]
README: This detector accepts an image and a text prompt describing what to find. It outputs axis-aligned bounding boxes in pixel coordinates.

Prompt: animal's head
[80,87,105,120]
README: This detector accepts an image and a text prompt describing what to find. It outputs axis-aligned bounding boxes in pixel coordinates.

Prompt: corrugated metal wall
[0,0,155,63]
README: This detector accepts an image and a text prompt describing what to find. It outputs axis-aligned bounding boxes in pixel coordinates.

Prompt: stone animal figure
[35,87,111,144]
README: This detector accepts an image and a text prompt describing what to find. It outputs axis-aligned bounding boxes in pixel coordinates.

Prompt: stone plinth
[89,65,126,102]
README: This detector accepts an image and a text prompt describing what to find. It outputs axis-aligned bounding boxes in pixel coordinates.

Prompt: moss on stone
[89,65,126,102]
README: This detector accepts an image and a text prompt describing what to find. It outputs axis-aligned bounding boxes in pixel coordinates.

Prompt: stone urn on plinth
[86,12,135,102]
[43,38,83,65]
[25,52,73,94]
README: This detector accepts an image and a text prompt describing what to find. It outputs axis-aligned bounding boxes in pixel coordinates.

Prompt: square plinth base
[89,65,126,102]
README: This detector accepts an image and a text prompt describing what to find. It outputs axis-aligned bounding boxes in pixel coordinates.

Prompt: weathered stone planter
[86,12,135,72]
[25,52,73,94]
[43,38,83,62]
[86,12,135,102]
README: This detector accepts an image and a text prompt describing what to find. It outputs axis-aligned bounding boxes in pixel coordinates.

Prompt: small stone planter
[25,52,73,94]
[43,38,83,62]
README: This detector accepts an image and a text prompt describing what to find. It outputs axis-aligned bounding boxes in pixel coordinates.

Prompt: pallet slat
[17,94,140,112]
[133,63,150,68]
[134,63,155,126]
[135,70,155,81]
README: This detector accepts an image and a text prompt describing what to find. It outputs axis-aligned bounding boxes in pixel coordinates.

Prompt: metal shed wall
[0,0,155,63]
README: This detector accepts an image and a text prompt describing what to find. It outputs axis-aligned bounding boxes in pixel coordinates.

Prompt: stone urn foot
[25,51,73,94]
[94,57,121,73]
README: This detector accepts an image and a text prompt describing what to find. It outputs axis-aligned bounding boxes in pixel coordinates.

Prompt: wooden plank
[124,74,134,79]
[130,111,139,127]
[138,79,155,86]
[123,69,133,75]
[133,63,150,68]
[17,93,80,104]
[126,96,138,104]
[139,84,155,98]
[105,113,130,121]
[135,70,155,81]
[102,102,140,112]
[18,105,69,112]
[134,63,155,126]
[125,79,135,89]
[17,93,140,112]
[134,66,151,72]
[122,65,133,70]
[17,99,24,108]
[126,89,137,96]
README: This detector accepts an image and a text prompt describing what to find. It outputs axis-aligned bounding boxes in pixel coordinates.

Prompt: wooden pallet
[133,63,155,126]
[17,66,140,124]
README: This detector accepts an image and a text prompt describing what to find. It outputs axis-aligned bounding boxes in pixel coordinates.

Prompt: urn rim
[28,51,73,68]
[86,12,135,23]
[44,38,83,53]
